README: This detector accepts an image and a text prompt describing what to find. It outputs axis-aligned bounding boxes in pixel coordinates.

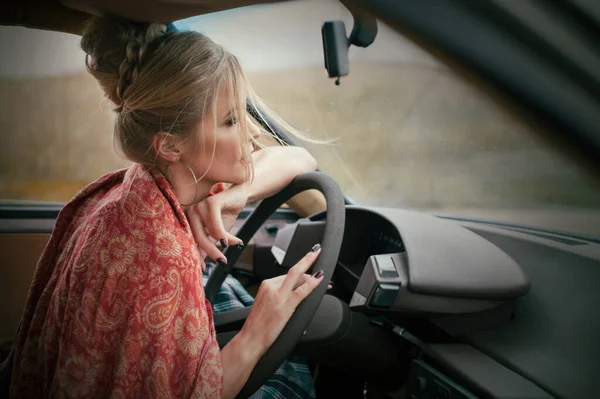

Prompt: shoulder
[61,164,190,238]
[54,164,198,287]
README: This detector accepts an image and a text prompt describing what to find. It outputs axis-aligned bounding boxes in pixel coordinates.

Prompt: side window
[0,27,128,202]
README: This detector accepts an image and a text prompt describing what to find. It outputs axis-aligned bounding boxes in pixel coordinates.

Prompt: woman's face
[183,89,261,186]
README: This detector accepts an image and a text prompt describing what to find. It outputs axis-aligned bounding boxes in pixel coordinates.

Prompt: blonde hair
[80,15,319,182]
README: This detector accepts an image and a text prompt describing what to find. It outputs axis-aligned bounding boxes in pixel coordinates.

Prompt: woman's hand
[239,245,324,355]
[185,146,317,267]
[184,183,247,266]
[220,245,324,398]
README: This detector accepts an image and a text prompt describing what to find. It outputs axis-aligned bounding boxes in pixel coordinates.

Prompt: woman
[8,16,325,398]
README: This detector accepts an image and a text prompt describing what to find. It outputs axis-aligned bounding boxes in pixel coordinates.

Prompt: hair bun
[81,16,167,111]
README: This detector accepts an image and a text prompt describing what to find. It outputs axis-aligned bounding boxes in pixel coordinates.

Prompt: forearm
[220,330,265,399]
[247,146,317,203]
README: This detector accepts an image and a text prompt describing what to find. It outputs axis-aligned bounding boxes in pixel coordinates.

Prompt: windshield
[179,1,600,236]
[0,1,599,237]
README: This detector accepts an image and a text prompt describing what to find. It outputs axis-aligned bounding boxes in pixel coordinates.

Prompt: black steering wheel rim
[204,172,346,398]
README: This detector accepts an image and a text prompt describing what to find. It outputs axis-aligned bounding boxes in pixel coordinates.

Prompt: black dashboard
[266,205,595,397]
[311,208,405,301]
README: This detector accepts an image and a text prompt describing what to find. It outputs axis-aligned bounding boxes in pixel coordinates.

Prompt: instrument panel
[311,208,404,300]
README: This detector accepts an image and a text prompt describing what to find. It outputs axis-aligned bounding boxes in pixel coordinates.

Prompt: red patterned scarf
[10,164,222,398]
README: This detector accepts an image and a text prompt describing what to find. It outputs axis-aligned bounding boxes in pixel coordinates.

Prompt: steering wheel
[204,172,345,398]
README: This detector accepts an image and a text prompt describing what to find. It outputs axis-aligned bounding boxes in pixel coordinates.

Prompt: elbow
[293,147,317,173]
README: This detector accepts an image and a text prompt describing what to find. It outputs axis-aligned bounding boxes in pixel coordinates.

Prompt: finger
[187,210,207,249]
[281,245,321,293]
[289,274,332,291]
[212,232,242,248]
[198,248,208,259]
[188,213,227,264]
[291,274,332,291]
[267,274,316,291]
[203,199,230,247]
[282,274,331,296]
[290,274,310,290]
[291,271,324,305]
[224,232,244,247]
[265,275,287,290]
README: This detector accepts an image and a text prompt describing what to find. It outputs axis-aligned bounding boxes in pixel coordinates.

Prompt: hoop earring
[165,160,199,206]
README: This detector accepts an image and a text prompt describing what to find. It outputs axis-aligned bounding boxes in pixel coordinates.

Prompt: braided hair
[81,18,168,113]
[80,15,249,168]
[79,15,317,176]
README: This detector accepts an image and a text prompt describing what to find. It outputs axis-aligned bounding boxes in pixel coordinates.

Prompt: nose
[247,116,261,141]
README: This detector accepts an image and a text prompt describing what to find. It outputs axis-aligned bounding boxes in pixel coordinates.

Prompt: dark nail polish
[311,243,321,252]
[220,239,227,248]
[312,270,324,279]
[235,243,245,249]
[217,258,227,266]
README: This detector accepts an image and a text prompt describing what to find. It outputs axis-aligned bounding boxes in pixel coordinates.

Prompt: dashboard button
[375,256,398,278]
[370,283,400,308]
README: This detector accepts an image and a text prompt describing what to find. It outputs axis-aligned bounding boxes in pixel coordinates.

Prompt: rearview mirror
[321,12,378,85]
[322,21,349,85]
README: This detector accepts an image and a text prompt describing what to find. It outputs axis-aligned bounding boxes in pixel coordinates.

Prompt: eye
[225,116,238,126]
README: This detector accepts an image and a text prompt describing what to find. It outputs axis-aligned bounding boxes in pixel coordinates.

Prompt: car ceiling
[1,0,281,34]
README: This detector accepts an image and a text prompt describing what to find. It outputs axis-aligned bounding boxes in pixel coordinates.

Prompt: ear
[153,132,183,163]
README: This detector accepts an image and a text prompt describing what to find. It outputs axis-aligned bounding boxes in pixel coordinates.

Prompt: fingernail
[311,243,321,252]
[220,239,227,248]
[217,258,227,266]
[312,270,324,279]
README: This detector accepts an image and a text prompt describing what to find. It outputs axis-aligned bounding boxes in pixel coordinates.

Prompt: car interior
[1,0,600,398]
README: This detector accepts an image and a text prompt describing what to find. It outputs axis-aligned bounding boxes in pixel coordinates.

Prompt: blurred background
[1,0,599,235]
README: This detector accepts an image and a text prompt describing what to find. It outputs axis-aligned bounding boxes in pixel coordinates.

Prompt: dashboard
[309,206,529,313]
[338,210,405,269]
[269,205,591,398]
[311,208,405,302]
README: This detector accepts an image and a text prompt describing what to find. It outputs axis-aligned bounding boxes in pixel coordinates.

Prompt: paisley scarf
[10,164,222,398]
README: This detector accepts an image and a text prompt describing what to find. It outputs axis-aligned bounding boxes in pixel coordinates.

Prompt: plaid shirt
[203,265,316,399]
